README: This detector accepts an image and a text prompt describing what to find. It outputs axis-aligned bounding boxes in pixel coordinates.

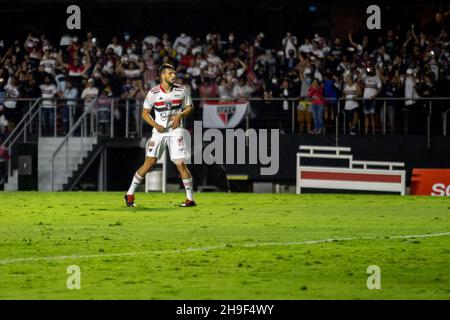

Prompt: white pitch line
[0,232,449,266]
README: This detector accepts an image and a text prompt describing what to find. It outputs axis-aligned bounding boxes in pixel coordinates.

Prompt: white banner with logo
[202,101,249,128]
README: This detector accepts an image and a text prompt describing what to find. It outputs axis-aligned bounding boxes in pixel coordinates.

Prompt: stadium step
[38,137,98,191]
[4,169,19,191]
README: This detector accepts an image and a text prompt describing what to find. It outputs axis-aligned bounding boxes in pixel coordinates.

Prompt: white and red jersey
[143,84,193,130]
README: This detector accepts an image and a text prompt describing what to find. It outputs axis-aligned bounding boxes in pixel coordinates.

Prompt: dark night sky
[0,0,447,46]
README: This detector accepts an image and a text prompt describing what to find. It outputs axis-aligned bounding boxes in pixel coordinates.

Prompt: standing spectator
[61,79,78,134]
[106,37,123,57]
[173,33,193,57]
[231,77,255,100]
[384,76,402,134]
[416,73,436,134]
[198,77,218,107]
[307,79,325,134]
[57,52,91,87]
[277,78,295,133]
[3,77,20,132]
[298,60,313,134]
[81,78,99,133]
[39,76,57,135]
[362,67,382,134]
[96,86,114,136]
[282,32,298,58]
[299,38,313,54]
[218,78,232,99]
[0,77,7,135]
[343,75,362,135]
[404,68,420,134]
[22,75,40,98]
[323,72,340,132]
[143,34,159,48]
[40,48,56,75]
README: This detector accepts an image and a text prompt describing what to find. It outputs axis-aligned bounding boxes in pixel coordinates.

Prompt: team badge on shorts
[149,140,155,151]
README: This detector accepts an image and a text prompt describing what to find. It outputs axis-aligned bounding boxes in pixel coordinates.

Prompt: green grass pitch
[0,192,449,300]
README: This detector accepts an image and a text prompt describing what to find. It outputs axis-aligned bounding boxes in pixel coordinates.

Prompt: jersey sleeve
[143,90,155,110]
[182,87,193,108]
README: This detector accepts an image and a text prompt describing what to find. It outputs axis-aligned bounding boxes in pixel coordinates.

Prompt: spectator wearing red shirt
[307,79,325,134]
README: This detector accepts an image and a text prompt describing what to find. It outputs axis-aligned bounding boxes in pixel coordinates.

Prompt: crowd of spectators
[0,8,449,138]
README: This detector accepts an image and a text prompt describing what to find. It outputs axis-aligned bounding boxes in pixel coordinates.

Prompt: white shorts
[145,128,191,161]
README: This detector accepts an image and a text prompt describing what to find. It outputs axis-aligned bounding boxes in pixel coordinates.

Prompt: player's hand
[169,114,182,129]
[154,124,165,133]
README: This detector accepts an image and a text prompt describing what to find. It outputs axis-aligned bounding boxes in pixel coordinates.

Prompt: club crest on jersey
[217,106,236,125]
[164,101,173,109]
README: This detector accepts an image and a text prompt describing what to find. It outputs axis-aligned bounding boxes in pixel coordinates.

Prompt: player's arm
[170,89,194,129]
[142,92,165,133]
[141,109,165,133]
[169,105,193,129]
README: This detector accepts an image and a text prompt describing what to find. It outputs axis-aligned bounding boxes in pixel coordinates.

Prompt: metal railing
[1,97,449,140]
[1,96,449,159]
[50,98,97,191]
[1,98,42,176]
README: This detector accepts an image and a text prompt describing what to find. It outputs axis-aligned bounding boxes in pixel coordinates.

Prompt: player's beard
[163,77,175,87]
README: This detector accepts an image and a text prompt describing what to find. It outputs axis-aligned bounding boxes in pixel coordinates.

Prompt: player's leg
[169,130,196,207]
[124,157,158,206]
[124,133,164,206]
[173,159,196,206]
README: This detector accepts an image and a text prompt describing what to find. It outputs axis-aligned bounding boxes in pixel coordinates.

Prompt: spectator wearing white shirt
[60,79,78,134]
[173,33,193,56]
[231,77,255,99]
[39,76,58,135]
[3,77,20,132]
[404,68,420,134]
[343,74,362,135]
[282,32,298,58]
[81,78,99,113]
[299,38,313,54]
[143,35,159,48]
[40,49,56,75]
[362,67,382,134]
[218,78,232,99]
[106,37,123,57]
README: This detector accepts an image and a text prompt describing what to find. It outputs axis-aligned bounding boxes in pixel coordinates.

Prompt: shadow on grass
[107,206,175,212]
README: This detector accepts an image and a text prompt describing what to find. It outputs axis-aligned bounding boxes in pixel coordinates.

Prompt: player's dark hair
[158,63,175,76]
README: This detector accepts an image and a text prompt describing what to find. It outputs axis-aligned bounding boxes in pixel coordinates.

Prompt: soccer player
[124,63,196,207]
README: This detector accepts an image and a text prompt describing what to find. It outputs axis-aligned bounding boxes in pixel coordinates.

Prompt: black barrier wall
[88,135,450,191]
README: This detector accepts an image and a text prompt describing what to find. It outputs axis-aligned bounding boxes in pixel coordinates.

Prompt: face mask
[124,35,130,41]
[127,49,132,54]
[229,36,234,42]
